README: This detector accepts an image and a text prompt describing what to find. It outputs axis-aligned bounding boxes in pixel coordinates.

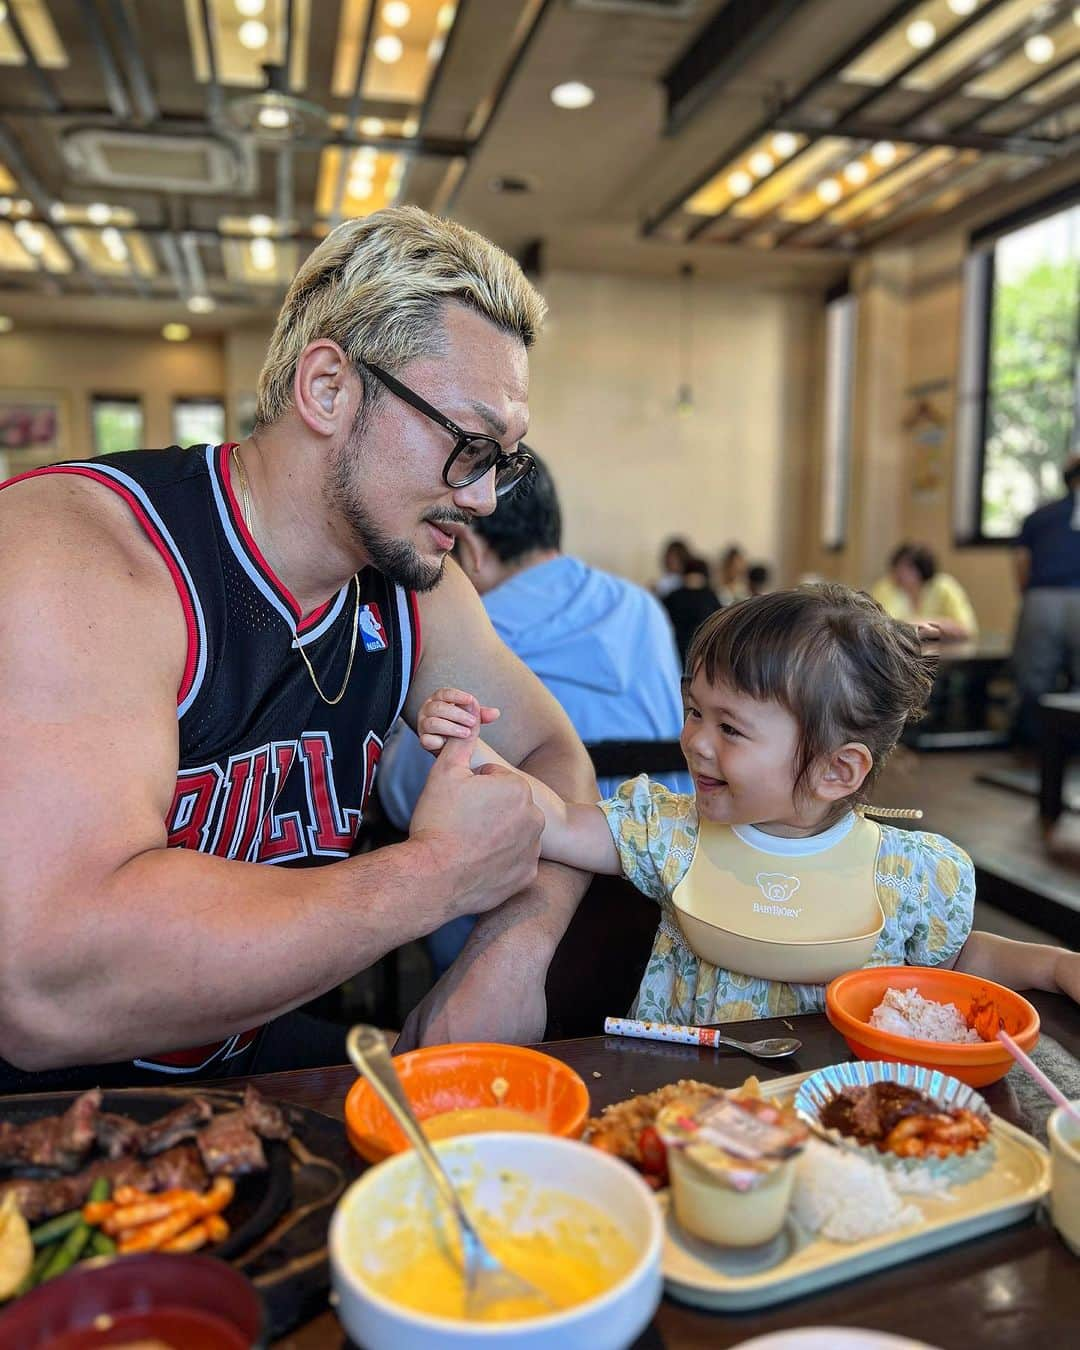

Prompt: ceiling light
[14,220,44,254]
[748,151,774,177]
[906,19,937,49]
[0,316,13,334]
[947,0,978,14]
[382,1,411,27]
[87,202,111,225]
[187,294,216,314]
[238,19,269,50]
[49,203,66,221]
[427,37,445,61]
[101,226,127,259]
[770,132,798,158]
[248,213,274,235]
[436,3,456,30]
[726,170,753,197]
[257,105,291,130]
[402,115,419,136]
[162,323,191,342]
[373,34,403,63]
[235,0,266,15]
[816,178,842,204]
[360,117,385,136]
[1024,33,1055,63]
[349,180,374,200]
[550,81,594,110]
[844,160,869,185]
[250,236,276,270]
[0,3,7,21]
[0,198,10,215]
[871,140,897,166]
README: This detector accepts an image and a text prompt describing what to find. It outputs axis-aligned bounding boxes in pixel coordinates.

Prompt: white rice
[868,987,981,1044]
[791,1139,922,1242]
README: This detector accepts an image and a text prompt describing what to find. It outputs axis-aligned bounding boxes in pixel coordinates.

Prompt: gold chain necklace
[231,444,359,706]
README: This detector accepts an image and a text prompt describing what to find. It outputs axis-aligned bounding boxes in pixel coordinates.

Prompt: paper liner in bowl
[793,1060,995,1188]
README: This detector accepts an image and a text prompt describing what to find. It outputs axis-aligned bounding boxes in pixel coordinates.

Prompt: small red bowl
[826,965,1040,1088]
[0,1252,265,1348]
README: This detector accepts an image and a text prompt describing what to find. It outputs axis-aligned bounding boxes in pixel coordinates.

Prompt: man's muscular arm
[0,479,539,1070]
[396,562,597,1048]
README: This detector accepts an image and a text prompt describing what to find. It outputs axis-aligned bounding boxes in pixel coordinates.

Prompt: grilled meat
[95,1113,143,1159]
[0,1144,208,1222]
[0,1089,102,1172]
[242,1085,291,1141]
[197,1111,267,1176]
[137,1097,213,1155]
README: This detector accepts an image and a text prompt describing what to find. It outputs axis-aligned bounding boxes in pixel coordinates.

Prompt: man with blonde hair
[0,206,595,1090]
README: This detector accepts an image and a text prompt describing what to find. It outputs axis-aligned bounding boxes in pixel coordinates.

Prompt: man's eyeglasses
[361,361,534,498]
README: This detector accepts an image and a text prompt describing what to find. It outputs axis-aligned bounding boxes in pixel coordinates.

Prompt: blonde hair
[255,205,546,427]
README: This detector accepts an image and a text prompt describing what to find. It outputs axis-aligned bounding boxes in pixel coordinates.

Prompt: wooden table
[253,992,1080,1349]
[908,637,1013,751]
[1039,692,1080,826]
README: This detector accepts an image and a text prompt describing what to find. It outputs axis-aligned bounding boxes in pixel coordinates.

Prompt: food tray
[662,1067,1049,1312]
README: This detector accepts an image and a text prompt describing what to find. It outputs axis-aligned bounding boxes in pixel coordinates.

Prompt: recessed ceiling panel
[0,0,68,68]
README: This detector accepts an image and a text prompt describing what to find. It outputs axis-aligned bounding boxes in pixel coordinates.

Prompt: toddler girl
[419,585,1078,1023]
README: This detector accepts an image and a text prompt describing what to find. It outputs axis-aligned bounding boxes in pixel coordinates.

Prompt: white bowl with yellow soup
[329,1133,664,1350]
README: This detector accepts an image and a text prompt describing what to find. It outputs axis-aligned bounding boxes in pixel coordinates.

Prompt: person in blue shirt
[1013,453,1080,743]
[377,451,688,972]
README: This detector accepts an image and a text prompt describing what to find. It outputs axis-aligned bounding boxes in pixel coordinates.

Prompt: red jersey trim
[216,443,333,633]
[0,465,201,707]
[408,589,422,675]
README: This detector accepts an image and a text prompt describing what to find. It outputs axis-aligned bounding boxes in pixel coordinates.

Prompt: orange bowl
[344,1042,591,1163]
[825,965,1040,1088]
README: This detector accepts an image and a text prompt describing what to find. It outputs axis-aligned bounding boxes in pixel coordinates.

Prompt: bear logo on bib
[755,872,801,904]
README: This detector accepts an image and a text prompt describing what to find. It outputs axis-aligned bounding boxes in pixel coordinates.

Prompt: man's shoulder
[1022,495,1070,533]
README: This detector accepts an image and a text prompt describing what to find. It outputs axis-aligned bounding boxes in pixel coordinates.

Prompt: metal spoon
[346,1025,554,1321]
[710,1033,802,1058]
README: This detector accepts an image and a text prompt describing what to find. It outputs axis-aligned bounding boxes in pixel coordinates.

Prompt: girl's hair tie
[856,803,924,820]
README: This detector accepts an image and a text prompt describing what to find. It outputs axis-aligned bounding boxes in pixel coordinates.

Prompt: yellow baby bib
[670,815,885,983]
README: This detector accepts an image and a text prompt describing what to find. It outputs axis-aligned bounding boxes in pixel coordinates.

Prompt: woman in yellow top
[871,543,978,641]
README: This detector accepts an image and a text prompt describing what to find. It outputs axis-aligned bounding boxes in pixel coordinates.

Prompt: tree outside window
[979,203,1079,540]
[173,398,226,448]
[91,396,144,457]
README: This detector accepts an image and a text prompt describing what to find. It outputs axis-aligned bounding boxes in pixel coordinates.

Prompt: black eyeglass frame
[361,361,534,497]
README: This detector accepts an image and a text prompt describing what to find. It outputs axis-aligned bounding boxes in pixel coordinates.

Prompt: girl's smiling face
[679,668,824,835]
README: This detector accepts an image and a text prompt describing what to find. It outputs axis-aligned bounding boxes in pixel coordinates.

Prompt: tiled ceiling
[0,0,1074,326]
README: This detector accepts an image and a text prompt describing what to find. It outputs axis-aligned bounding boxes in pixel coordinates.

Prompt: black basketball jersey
[0,444,420,1087]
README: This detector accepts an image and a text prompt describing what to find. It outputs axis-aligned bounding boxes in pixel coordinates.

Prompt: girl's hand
[418,687,500,754]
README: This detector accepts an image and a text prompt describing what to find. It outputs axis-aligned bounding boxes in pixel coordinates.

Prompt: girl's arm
[949,931,1080,1003]
[418,688,621,876]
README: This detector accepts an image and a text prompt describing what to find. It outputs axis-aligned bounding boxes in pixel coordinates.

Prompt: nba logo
[358,602,388,653]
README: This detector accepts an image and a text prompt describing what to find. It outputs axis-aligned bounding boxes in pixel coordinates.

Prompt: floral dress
[599,775,976,1025]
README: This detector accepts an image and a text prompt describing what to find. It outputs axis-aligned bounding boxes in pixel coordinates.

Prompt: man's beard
[328,439,463,593]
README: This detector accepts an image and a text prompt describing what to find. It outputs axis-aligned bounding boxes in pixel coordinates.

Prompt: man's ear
[292,340,356,436]
[813,741,873,803]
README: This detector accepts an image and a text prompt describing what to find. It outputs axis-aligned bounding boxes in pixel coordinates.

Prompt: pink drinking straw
[998,1029,1080,1126]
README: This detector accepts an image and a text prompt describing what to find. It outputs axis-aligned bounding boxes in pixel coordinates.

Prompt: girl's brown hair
[685,584,935,813]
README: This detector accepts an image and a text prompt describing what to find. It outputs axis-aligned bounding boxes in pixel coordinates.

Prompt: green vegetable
[39,1221,91,1283]
[89,1232,115,1257]
[87,1178,110,1205]
[30,1211,81,1248]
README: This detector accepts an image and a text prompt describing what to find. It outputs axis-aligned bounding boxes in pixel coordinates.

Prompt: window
[956,196,1080,542]
[173,398,226,447]
[91,396,143,457]
[821,291,857,550]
